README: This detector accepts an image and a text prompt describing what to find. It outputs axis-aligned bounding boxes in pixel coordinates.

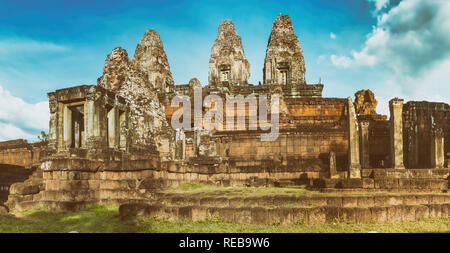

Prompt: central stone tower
[263,14,306,86]
[208,20,250,87]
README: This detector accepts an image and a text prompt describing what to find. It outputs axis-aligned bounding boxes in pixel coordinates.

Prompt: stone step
[155,193,450,209]
[38,189,153,202]
[313,178,448,191]
[361,168,450,179]
[119,203,450,225]
[14,198,148,212]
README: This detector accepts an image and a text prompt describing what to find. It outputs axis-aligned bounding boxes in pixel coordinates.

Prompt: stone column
[119,110,127,151]
[85,87,106,150]
[47,93,58,151]
[360,120,371,169]
[431,128,445,168]
[347,97,361,178]
[107,107,119,149]
[63,105,72,150]
[175,129,186,160]
[329,151,337,178]
[389,98,404,169]
[407,124,419,168]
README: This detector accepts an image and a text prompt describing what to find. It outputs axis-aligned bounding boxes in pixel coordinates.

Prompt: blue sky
[0,0,449,141]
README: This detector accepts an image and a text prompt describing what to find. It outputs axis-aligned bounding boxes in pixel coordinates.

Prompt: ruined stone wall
[214,132,348,173]
[0,164,33,204]
[97,30,176,160]
[368,120,391,168]
[403,101,450,168]
[0,140,45,168]
[164,90,349,173]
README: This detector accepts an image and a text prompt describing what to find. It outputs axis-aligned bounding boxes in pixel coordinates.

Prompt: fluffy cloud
[0,85,49,141]
[368,0,390,14]
[0,122,37,141]
[329,0,450,116]
[0,38,68,57]
[332,0,450,77]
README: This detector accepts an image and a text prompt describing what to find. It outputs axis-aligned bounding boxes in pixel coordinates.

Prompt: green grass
[138,217,450,233]
[0,205,449,233]
[0,205,137,233]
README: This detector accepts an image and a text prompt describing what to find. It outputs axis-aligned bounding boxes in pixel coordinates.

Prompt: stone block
[342,197,358,208]
[326,196,342,207]
[415,205,429,220]
[356,196,374,208]
[370,207,388,224]
[250,207,268,225]
[234,207,252,224]
[307,207,326,225]
[362,178,374,189]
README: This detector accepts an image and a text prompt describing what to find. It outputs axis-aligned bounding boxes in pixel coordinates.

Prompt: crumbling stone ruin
[209,20,250,88]
[0,14,449,224]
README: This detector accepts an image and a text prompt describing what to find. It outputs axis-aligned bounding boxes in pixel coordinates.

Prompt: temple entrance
[67,105,85,149]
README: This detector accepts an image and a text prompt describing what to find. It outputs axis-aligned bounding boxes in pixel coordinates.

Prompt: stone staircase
[5,168,44,211]
[312,168,450,192]
[119,191,450,225]
[0,164,34,205]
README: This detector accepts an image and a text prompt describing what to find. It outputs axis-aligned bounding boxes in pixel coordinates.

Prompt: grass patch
[1,205,449,233]
[136,216,450,233]
[0,205,137,233]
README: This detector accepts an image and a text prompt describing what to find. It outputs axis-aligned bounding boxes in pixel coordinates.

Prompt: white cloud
[368,0,390,14]
[331,0,450,77]
[0,122,37,141]
[0,38,68,57]
[331,55,351,68]
[0,85,49,141]
[330,32,336,39]
[330,0,450,116]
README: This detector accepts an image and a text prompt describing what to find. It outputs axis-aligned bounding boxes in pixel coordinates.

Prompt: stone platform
[119,188,450,225]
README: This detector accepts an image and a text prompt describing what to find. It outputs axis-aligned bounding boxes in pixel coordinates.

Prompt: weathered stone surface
[97,43,175,159]
[209,20,250,87]
[390,98,405,169]
[354,90,378,115]
[132,29,174,93]
[264,14,306,85]
[97,47,131,92]
[347,97,361,178]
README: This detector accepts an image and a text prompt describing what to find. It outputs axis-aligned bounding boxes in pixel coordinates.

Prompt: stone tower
[209,20,250,87]
[132,29,174,93]
[263,14,306,86]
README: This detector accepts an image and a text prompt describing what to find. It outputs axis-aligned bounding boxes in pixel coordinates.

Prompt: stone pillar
[63,105,72,150]
[360,120,371,169]
[85,87,106,150]
[329,151,337,178]
[118,110,127,151]
[175,129,186,160]
[431,128,445,168]
[389,98,404,169]
[347,97,361,178]
[47,93,58,151]
[107,107,119,149]
[407,124,419,168]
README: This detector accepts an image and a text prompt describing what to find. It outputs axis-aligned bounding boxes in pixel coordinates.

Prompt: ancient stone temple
[1,14,449,221]
[264,14,306,86]
[209,20,250,87]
